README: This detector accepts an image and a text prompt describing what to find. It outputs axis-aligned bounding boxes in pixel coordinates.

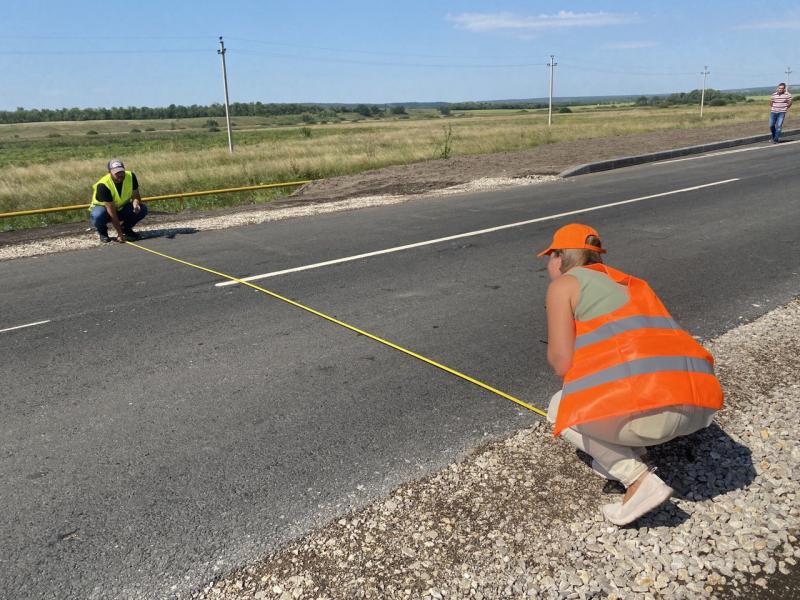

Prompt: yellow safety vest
[91,171,133,210]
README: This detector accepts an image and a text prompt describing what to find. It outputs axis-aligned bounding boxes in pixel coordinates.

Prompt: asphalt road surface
[2,141,799,599]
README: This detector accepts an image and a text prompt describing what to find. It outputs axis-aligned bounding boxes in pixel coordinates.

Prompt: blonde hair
[553,235,604,273]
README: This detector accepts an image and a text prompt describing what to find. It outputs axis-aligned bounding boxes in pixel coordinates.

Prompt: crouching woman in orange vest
[540,224,723,525]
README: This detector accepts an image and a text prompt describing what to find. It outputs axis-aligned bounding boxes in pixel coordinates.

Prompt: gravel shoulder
[0,177,556,262]
[192,299,799,600]
[0,119,779,262]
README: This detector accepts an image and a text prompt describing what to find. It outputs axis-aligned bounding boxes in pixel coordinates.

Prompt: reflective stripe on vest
[91,171,133,210]
[563,355,715,396]
[553,263,723,436]
[574,315,682,350]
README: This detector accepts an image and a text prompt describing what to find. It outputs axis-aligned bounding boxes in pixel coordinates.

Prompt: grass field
[0,101,773,230]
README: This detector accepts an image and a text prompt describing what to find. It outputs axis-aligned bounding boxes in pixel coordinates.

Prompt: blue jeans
[769,111,786,142]
[90,202,148,236]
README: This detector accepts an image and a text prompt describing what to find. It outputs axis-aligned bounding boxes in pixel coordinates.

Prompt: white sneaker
[602,472,673,526]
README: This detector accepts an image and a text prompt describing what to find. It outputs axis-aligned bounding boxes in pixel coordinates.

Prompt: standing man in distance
[769,82,792,143]
[90,159,148,243]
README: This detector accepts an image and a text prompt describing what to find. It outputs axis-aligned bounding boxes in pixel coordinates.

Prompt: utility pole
[700,65,710,118]
[548,54,557,127]
[218,36,234,153]
[785,66,793,91]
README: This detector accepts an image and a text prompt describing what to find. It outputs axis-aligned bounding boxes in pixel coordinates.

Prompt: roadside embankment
[0,108,772,217]
[0,176,556,262]
[1,119,792,259]
[192,299,799,599]
[287,120,787,204]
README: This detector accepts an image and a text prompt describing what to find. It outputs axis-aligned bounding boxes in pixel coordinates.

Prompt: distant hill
[367,95,647,109]
[723,85,785,95]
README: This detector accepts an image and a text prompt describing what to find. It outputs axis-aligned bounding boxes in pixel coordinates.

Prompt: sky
[1,1,797,110]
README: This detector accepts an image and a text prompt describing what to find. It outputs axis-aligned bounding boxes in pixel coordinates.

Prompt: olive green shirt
[568,266,629,321]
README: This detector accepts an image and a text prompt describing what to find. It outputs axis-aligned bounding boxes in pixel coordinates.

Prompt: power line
[0,49,210,55]
[226,36,528,61]
[0,43,643,72]
[232,48,547,69]
[559,61,696,77]
[1,34,213,40]
[713,69,773,78]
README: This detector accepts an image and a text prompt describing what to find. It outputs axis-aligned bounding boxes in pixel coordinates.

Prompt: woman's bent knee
[547,390,562,424]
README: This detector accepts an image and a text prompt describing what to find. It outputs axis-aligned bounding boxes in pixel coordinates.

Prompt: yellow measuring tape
[127,242,546,417]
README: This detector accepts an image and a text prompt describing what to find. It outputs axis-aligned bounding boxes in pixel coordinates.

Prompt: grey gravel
[191,300,799,599]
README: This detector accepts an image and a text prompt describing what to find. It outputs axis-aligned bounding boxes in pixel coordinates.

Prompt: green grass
[0,124,384,169]
[0,101,770,232]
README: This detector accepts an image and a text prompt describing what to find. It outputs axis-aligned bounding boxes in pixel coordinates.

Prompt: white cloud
[605,41,659,49]
[447,11,639,33]
[734,19,800,30]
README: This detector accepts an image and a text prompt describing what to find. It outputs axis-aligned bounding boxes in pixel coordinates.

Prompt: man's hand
[133,198,141,214]
[115,232,127,243]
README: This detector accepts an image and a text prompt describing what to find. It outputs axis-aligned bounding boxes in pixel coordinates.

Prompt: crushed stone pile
[192,300,799,599]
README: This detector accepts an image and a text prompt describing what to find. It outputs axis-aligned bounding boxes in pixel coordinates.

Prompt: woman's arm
[545,275,578,376]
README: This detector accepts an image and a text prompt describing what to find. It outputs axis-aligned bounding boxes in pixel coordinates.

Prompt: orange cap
[537,223,607,256]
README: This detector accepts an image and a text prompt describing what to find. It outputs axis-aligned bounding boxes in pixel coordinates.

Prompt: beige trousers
[547,391,716,486]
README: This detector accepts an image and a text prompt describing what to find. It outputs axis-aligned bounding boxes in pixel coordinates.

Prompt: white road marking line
[216,178,739,287]
[655,139,800,165]
[0,319,51,334]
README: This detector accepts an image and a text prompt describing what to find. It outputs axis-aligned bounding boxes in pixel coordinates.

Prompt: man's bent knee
[133,203,148,224]
[90,207,109,227]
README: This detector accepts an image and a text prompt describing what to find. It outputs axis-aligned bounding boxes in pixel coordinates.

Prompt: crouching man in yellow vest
[89,159,148,243]
[540,224,723,526]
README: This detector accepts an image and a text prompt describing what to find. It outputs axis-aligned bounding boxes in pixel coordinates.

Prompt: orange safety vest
[554,264,724,436]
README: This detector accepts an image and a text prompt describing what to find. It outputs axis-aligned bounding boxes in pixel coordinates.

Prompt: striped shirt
[770,91,792,113]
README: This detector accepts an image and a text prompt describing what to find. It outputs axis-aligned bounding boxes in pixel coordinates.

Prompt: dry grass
[0,103,770,216]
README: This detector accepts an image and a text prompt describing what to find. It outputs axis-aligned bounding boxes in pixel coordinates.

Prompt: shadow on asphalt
[137,226,198,240]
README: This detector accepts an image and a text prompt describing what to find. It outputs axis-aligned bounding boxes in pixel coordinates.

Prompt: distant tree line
[0,102,408,124]
[634,89,747,108]
[447,101,548,110]
[0,90,749,124]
